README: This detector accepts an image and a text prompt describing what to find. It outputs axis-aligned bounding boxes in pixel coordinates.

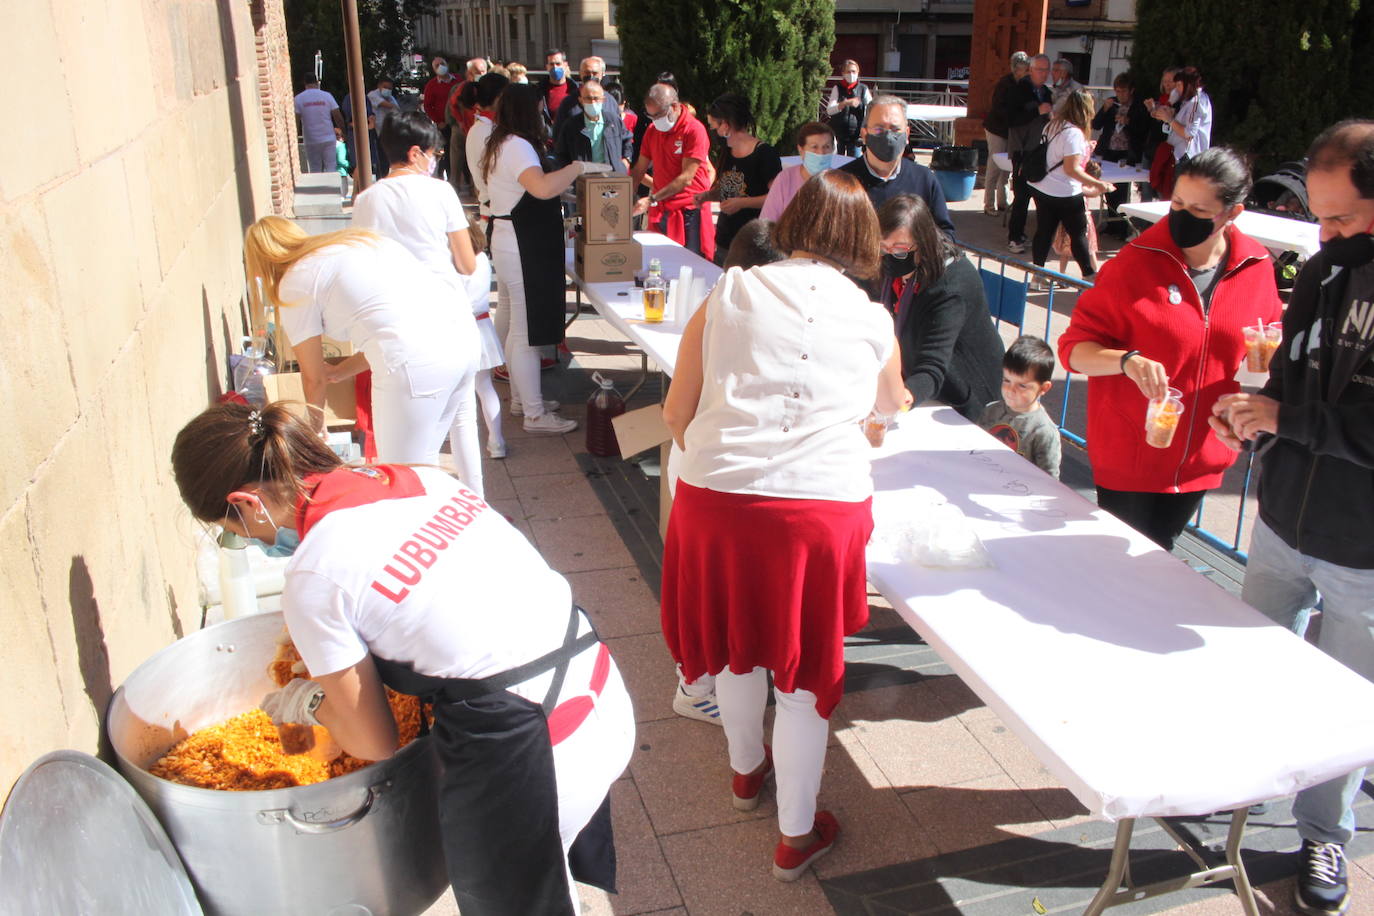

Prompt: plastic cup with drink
[863,412,891,448]
[1145,387,1185,449]
[1243,320,1282,373]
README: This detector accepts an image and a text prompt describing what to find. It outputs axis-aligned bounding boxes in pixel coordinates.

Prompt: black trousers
[655,207,703,258]
[1095,487,1207,551]
[1008,150,1032,243]
[1031,189,1096,278]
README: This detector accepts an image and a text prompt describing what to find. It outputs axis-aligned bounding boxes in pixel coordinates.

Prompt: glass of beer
[1145,390,1185,449]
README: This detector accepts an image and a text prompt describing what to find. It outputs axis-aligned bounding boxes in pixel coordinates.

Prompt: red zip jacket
[1057,219,1282,493]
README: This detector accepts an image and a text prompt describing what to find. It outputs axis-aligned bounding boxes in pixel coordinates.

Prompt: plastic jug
[216,529,260,620]
[585,371,626,457]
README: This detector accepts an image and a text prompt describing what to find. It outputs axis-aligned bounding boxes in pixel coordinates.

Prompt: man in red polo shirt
[630,84,715,260]
[422,57,457,179]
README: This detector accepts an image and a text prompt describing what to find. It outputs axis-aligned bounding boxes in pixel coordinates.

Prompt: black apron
[370,605,616,916]
[489,189,568,348]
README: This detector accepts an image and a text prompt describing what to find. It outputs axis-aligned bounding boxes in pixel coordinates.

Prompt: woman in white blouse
[1160,66,1213,163]
[1028,90,1114,279]
[660,170,910,881]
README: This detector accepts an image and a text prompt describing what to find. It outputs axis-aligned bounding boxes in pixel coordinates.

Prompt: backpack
[1020,126,1066,183]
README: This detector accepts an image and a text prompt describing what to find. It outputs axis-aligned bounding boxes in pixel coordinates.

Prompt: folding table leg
[1224,808,1261,916]
[1082,818,1136,916]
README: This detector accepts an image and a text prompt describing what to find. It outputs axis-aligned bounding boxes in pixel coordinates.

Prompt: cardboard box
[576,173,634,242]
[262,358,358,429]
[574,236,643,283]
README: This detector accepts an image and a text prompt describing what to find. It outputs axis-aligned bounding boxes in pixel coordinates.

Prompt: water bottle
[233,332,272,405]
[216,529,260,620]
[585,371,626,457]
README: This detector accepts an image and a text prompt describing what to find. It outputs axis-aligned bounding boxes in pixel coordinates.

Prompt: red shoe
[772,811,840,882]
[492,365,510,383]
[731,745,773,811]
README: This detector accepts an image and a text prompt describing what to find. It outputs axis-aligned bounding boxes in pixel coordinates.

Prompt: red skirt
[660,482,874,718]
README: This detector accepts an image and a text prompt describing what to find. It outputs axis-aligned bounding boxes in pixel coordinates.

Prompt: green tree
[616,0,836,147]
[285,0,439,95]
[1130,0,1362,171]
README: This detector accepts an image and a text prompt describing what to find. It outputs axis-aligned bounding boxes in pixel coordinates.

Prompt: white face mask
[1168,87,1181,104]
[652,109,677,132]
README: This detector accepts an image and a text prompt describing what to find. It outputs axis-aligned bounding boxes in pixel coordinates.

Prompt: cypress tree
[616,0,836,147]
[1130,0,1362,171]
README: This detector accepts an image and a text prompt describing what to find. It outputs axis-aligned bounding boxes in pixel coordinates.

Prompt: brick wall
[252,0,297,216]
[0,0,276,792]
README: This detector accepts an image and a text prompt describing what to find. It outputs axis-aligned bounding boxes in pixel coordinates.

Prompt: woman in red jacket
[1058,147,1282,549]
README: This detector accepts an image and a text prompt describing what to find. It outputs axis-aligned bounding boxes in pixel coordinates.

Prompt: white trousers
[552,657,636,913]
[490,228,551,419]
[371,355,476,477]
[714,666,829,837]
[983,131,1010,210]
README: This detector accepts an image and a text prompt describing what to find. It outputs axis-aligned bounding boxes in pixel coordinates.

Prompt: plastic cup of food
[1263,322,1282,366]
[863,413,890,448]
[1245,323,1282,372]
[1145,394,1185,448]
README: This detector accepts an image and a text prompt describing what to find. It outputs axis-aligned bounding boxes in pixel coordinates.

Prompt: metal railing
[956,241,1256,563]
[825,76,968,108]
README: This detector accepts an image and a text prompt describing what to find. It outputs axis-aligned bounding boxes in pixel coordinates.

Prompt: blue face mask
[551,66,566,81]
[249,527,300,558]
[582,103,601,120]
[803,151,833,175]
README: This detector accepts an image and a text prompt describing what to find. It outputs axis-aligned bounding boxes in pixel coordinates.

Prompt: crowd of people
[258,53,1374,915]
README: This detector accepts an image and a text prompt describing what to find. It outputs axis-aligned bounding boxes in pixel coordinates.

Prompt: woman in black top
[877,194,1005,421]
[696,93,783,265]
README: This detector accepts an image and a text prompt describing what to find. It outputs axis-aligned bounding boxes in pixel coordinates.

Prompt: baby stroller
[1248,161,1312,290]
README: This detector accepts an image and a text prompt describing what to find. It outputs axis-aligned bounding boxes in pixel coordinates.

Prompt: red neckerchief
[296,465,427,537]
[890,275,919,317]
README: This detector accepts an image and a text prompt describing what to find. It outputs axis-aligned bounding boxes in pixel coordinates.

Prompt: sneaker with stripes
[672,685,722,725]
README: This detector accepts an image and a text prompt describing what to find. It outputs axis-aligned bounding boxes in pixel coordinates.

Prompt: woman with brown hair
[1028,89,1114,278]
[877,194,1006,421]
[171,401,635,914]
[243,216,476,466]
[479,82,610,434]
[660,170,911,881]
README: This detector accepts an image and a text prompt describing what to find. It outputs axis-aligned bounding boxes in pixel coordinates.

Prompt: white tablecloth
[1121,201,1320,258]
[564,232,719,374]
[907,104,967,123]
[989,153,1148,185]
[868,405,1374,820]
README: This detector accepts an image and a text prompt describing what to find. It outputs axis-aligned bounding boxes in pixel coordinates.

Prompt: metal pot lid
[0,749,202,915]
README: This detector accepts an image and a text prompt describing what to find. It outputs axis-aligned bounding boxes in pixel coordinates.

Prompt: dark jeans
[1095,487,1206,551]
[655,207,703,257]
[1008,150,1031,243]
[1030,189,1096,277]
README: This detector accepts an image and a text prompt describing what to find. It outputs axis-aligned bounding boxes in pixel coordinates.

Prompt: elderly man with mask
[554,78,633,174]
[630,84,715,259]
[1005,53,1053,253]
[422,57,457,179]
[837,95,955,237]
[1050,58,1084,111]
[552,56,619,139]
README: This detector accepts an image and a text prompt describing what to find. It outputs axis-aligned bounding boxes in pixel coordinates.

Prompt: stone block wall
[0,0,287,793]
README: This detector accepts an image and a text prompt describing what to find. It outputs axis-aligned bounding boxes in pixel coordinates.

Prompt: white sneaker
[522,412,577,435]
[510,399,560,418]
[487,441,508,459]
[672,685,723,725]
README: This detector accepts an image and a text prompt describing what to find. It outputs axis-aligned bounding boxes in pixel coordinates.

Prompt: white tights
[714,667,829,837]
[490,229,550,419]
[472,368,504,454]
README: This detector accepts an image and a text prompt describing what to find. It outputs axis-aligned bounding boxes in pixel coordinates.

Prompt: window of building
[510,14,519,42]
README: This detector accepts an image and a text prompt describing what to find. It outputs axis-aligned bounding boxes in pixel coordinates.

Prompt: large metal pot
[107,612,448,916]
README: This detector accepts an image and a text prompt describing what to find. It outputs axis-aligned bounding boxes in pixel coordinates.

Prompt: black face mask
[866,130,905,163]
[1167,207,1218,250]
[1321,231,1374,269]
[882,252,915,276]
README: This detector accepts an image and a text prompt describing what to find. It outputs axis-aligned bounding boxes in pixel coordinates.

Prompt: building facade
[412,0,620,69]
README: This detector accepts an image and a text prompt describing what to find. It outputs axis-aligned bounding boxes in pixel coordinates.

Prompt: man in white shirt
[295,76,344,173]
[366,76,399,177]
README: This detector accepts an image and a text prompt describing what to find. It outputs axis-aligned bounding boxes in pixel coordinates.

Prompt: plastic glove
[579,161,614,174]
[261,678,326,727]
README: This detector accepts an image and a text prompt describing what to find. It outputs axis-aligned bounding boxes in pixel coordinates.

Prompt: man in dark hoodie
[1211,119,1374,916]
